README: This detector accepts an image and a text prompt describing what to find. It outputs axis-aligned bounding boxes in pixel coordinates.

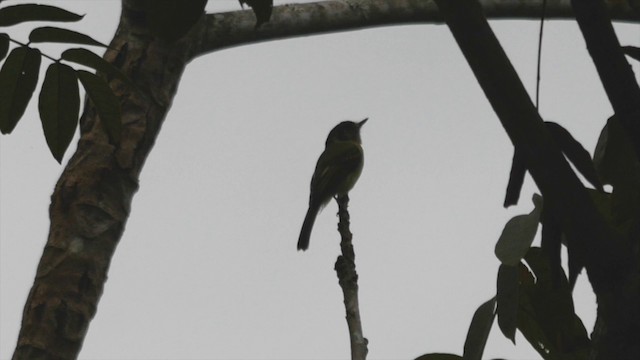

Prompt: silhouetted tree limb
[571,1,640,359]
[191,0,638,59]
[434,0,639,359]
[334,194,368,360]
[572,0,640,156]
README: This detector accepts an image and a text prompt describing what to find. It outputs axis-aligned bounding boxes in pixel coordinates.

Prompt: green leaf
[29,26,107,47]
[495,194,542,265]
[61,48,136,91]
[39,63,79,163]
[0,33,8,61]
[463,296,496,360]
[415,354,463,360]
[0,4,83,27]
[145,0,207,41]
[76,70,120,142]
[496,264,519,343]
[0,46,41,134]
[545,121,603,191]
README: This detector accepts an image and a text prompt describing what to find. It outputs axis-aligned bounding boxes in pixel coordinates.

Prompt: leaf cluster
[0,3,126,162]
[416,119,604,360]
[488,114,638,360]
[416,108,640,359]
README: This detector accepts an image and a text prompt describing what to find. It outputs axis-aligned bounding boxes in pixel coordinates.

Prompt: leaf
[61,48,136,91]
[545,121,603,191]
[587,188,633,235]
[504,148,526,207]
[39,63,79,163]
[76,70,121,142]
[239,0,274,28]
[515,262,553,359]
[496,264,519,343]
[0,46,41,134]
[593,116,640,233]
[29,26,108,47]
[0,4,83,27]
[463,297,496,360]
[495,194,542,265]
[415,354,463,360]
[622,45,640,62]
[518,248,590,360]
[145,0,207,41]
[0,33,8,61]
[593,116,639,187]
[540,205,563,287]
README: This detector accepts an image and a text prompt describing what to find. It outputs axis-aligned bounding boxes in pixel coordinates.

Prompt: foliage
[0,3,125,162]
[0,0,273,162]
[417,124,612,359]
[417,63,640,360]
[38,62,79,161]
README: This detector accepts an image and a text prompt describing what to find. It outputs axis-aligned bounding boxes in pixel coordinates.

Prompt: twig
[535,0,547,110]
[334,194,368,360]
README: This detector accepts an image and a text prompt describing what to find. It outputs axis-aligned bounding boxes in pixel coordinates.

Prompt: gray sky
[1,1,638,359]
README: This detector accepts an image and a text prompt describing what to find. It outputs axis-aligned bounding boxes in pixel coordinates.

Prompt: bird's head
[325,118,368,146]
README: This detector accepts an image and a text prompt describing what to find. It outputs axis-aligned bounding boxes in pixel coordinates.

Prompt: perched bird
[297,118,368,251]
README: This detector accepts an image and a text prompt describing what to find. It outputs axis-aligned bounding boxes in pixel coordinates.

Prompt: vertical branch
[433,0,638,358]
[334,194,368,360]
[571,0,640,156]
[431,0,622,289]
[570,1,640,358]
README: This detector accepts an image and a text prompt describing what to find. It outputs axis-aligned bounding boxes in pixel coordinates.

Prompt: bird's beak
[358,118,368,127]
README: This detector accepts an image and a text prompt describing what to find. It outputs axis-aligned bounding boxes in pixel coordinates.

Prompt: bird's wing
[309,141,364,206]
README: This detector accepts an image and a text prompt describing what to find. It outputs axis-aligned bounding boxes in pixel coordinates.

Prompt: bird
[297,118,368,251]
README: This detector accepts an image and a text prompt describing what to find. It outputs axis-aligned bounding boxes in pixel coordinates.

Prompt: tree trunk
[12,0,198,358]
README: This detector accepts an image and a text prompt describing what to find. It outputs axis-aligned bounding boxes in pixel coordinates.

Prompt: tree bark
[12,0,200,358]
[191,0,638,58]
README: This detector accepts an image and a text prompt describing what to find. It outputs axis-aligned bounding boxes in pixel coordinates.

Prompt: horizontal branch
[190,0,638,59]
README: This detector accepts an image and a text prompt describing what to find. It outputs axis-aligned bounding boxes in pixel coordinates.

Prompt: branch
[432,0,628,305]
[190,0,638,59]
[571,0,640,156]
[570,2,640,358]
[433,0,638,358]
[334,194,368,360]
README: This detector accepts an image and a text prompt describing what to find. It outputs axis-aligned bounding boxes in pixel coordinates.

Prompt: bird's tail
[297,206,319,251]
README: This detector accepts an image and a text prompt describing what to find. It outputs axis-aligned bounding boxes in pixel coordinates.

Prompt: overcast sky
[1,1,639,359]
